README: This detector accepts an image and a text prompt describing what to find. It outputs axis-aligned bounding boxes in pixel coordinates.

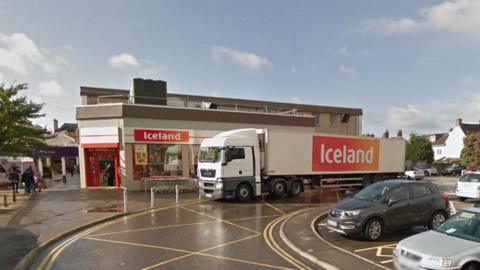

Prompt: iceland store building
[76,79,363,191]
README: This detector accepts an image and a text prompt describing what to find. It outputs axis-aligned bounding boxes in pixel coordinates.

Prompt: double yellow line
[263,215,311,270]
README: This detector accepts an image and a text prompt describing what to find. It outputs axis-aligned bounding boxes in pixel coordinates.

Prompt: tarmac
[0,175,198,270]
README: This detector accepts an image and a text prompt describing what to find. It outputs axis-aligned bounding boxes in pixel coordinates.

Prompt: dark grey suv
[327,180,450,241]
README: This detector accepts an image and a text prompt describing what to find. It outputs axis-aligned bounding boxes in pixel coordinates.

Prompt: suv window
[470,174,480,183]
[459,174,471,182]
[411,184,432,198]
[387,186,410,201]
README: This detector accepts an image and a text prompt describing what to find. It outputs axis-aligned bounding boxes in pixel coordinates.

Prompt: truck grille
[201,169,216,178]
[203,182,214,188]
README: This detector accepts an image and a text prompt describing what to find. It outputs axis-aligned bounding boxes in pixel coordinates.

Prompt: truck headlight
[216,178,223,189]
[428,257,453,267]
[341,210,362,217]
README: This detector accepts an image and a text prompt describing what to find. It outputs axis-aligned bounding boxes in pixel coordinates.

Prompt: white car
[394,208,480,270]
[405,168,425,180]
[457,173,480,202]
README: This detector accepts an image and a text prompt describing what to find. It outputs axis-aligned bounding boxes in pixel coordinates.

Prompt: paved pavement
[1,174,200,270]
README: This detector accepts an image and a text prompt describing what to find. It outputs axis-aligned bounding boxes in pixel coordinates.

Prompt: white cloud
[383,91,480,134]
[339,65,358,78]
[335,45,353,56]
[108,53,140,69]
[38,80,64,97]
[211,46,273,72]
[291,97,302,104]
[360,0,480,36]
[0,32,67,75]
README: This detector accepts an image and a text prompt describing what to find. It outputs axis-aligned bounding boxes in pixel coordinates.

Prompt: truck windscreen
[199,147,222,163]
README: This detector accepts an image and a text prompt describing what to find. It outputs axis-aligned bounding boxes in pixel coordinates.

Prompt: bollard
[150,187,154,208]
[175,185,179,204]
[123,188,128,213]
[12,190,16,203]
[3,195,7,208]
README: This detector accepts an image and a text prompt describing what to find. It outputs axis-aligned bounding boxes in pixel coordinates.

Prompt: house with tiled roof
[429,118,480,163]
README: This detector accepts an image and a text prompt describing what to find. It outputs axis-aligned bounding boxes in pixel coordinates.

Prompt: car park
[404,168,425,180]
[457,173,480,202]
[327,180,449,241]
[442,165,463,176]
[418,166,438,176]
[394,208,480,270]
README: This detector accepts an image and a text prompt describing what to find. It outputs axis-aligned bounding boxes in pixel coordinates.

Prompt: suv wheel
[364,218,383,241]
[236,183,252,202]
[429,211,447,229]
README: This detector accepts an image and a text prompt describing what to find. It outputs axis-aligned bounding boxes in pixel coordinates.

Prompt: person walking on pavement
[8,165,20,194]
[34,166,44,192]
[21,166,35,194]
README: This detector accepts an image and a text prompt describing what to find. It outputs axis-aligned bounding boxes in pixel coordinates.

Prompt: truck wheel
[271,179,287,197]
[236,183,252,202]
[459,197,467,202]
[289,180,302,197]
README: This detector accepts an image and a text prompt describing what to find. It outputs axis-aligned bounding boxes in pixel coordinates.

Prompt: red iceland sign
[134,129,189,143]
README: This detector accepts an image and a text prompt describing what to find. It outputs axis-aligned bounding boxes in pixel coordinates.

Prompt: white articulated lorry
[197,128,405,201]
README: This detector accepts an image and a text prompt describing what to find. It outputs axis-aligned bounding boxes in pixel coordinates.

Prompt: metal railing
[94,94,307,117]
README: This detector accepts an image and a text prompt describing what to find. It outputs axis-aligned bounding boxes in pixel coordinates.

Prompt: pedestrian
[34,166,44,192]
[21,166,35,194]
[70,165,74,177]
[8,165,20,194]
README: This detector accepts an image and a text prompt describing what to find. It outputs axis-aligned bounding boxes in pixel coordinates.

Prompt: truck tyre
[271,179,287,197]
[236,183,252,202]
[459,197,467,202]
[289,180,302,197]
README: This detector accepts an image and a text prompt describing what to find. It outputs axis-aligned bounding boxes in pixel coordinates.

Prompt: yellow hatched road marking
[179,205,260,234]
[38,199,207,270]
[260,200,288,215]
[142,234,262,270]
[354,243,396,253]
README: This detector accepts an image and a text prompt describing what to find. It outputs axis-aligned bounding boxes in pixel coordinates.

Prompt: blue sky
[0,0,479,135]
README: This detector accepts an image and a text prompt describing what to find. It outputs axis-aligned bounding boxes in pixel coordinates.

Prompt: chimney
[381,129,389,139]
[396,130,403,138]
[53,118,59,132]
[456,118,462,126]
[130,78,167,106]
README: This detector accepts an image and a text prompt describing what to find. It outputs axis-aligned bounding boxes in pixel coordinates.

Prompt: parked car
[456,173,480,202]
[404,168,425,180]
[463,166,479,176]
[327,180,449,241]
[394,208,480,270]
[418,167,438,176]
[442,165,463,176]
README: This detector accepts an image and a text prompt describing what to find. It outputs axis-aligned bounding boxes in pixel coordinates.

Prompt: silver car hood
[399,230,479,257]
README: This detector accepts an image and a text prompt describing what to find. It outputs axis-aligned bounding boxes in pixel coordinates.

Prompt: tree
[0,83,46,156]
[406,134,434,166]
[460,132,480,167]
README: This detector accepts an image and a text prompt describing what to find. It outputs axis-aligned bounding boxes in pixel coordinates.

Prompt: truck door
[223,147,254,178]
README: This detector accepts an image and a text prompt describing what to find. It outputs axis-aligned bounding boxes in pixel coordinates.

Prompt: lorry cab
[198,129,261,201]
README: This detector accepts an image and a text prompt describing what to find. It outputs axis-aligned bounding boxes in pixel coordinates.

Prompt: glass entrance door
[84,148,119,187]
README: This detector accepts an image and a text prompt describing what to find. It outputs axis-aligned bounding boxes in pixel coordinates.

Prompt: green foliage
[460,133,480,167]
[0,83,46,156]
[406,134,434,165]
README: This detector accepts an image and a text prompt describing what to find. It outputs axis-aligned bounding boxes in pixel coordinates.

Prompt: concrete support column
[37,158,44,177]
[46,157,51,166]
[61,156,66,182]
[75,157,79,166]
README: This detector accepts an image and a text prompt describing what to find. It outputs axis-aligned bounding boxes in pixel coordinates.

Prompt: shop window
[133,144,183,180]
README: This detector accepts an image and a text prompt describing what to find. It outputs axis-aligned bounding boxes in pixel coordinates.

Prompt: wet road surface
[31,195,332,270]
